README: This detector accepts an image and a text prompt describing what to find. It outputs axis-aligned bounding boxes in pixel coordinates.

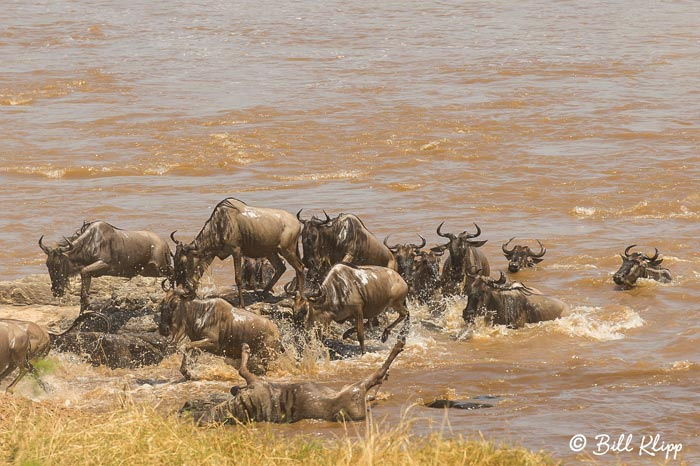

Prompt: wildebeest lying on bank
[297,211,397,286]
[181,338,405,424]
[463,272,570,328]
[433,222,489,295]
[294,263,409,354]
[502,238,546,273]
[39,221,173,313]
[613,245,672,288]
[171,198,305,308]
[0,312,106,393]
[158,290,282,376]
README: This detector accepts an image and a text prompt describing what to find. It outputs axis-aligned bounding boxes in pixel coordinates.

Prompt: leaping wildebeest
[502,238,546,273]
[613,245,672,288]
[158,290,282,376]
[294,263,409,354]
[297,210,397,285]
[181,338,405,424]
[462,272,569,328]
[433,222,489,295]
[39,221,173,313]
[171,198,305,308]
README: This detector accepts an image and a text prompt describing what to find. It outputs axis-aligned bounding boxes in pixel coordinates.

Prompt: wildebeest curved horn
[436,222,456,240]
[494,271,507,285]
[161,278,173,292]
[283,280,296,296]
[644,248,659,262]
[502,237,515,256]
[530,239,546,258]
[62,237,74,251]
[466,266,482,278]
[39,235,51,254]
[383,235,399,251]
[411,234,426,249]
[624,244,636,257]
[464,223,481,238]
[170,230,182,246]
[322,210,331,224]
[296,209,304,222]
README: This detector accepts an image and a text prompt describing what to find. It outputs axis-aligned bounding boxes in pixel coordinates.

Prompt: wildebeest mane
[193,198,243,249]
[56,220,122,249]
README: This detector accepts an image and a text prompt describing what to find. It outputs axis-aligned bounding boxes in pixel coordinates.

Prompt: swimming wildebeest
[410,248,444,304]
[171,198,305,308]
[613,245,672,287]
[383,234,426,286]
[433,222,489,295]
[463,272,569,328]
[502,238,546,273]
[39,221,173,312]
[297,210,397,284]
[158,290,282,376]
[182,337,405,424]
[0,312,105,392]
[294,263,409,354]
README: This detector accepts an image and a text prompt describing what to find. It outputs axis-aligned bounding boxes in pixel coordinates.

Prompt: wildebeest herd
[1,197,673,424]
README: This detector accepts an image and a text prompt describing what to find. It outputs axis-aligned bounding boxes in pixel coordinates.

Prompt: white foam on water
[551,305,645,341]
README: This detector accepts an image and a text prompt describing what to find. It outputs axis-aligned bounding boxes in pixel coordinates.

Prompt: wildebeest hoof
[380,332,389,343]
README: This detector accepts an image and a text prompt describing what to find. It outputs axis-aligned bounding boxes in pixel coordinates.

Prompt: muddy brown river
[1,1,699,462]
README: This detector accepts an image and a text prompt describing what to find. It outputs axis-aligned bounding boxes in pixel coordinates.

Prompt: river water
[2,0,699,462]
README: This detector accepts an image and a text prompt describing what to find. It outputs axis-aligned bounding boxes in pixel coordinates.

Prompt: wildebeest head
[502,238,546,273]
[293,288,328,331]
[462,270,507,322]
[613,245,664,287]
[412,248,443,282]
[433,222,487,266]
[297,209,332,270]
[170,231,205,293]
[39,235,76,297]
[158,289,189,339]
[383,234,426,283]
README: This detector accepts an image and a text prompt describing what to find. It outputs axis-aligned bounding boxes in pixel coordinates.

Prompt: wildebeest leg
[5,365,28,393]
[381,300,410,343]
[262,253,286,297]
[279,248,305,306]
[232,250,245,308]
[79,260,109,313]
[359,337,405,392]
[238,343,259,385]
[355,306,366,354]
[186,339,218,352]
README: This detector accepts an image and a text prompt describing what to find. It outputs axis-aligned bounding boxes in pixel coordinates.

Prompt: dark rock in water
[425,399,493,410]
[323,339,384,360]
[54,331,175,369]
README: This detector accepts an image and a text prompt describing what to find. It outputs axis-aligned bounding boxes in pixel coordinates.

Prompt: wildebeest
[383,234,426,286]
[171,198,305,308]
[463,272,570,327]
[502,238,546,273]
[410,248,444,304]
[294,263,409,354]
[158,290,282,375]
[613,245,672,287]
[182,338,405,424]
[0,312,105,392]
[433,222,489,295]
[39,221,173,312]
[297,211,397,285]
[241,257,275,291]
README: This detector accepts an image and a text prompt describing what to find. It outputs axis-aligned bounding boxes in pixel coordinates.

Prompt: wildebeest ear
[466,240,488,248]
[431,244,449,253]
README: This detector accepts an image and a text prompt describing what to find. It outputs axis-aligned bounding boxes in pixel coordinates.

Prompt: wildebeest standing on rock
[158,290,282,377]
[297,211,397,288]
[39,221,173,312]
[433,222,490,295]
[463,272,570,328]
[181,338,405,424]
[502,238,546,273]
[171,198,305,308]
[613,245,672,287]
[294,263,409,354]
[383,234,426,286]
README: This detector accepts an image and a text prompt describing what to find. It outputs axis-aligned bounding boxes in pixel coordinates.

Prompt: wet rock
[425,399,493,410]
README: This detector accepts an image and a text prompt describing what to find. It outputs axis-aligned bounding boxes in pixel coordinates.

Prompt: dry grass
[0,395,558,466]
